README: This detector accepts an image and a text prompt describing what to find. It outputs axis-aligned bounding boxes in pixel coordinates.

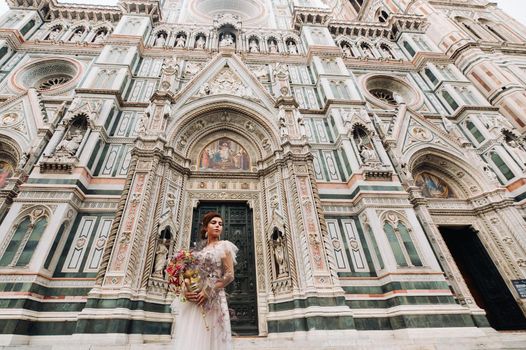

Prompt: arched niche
[168,105,280,164]
[408,150,491,199]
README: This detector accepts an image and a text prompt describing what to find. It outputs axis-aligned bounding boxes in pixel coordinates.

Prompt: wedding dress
[172,240,238,350]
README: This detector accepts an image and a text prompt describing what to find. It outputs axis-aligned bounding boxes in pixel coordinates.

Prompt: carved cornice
[292,6,332,31]
[329,14,428,41]
[119,0,161,23]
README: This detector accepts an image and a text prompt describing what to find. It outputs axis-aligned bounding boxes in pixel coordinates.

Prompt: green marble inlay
[267,313,481,332]
[354,313,478,330]
[85,297,171,313]
[75,318,171,335]
[346,295,456,309]
[342,281,450,295]
[0,319,77,335]
[268,315,355,333]
[0,298,85,312]
[268,296,347,312]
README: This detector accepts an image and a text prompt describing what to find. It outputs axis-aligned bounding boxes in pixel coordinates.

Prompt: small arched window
[442,90,459,111]
[20,19,35,36]
[378,10,389,23]
[491,151,514,180]
[402,41,415,57]
[466,120,485,143]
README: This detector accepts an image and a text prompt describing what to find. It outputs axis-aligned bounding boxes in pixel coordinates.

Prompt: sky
[0,0,523,26]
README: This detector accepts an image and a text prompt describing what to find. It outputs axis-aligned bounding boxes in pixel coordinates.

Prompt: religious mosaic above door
[199,137,250,171]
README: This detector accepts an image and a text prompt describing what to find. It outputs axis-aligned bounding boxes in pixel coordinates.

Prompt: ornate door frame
[178,180,270,335]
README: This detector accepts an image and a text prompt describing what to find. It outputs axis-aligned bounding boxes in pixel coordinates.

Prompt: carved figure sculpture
[55,130,84,156]
[249,39,259,53]
[93,31,107,43]
[195,35,206,49]
[288,41,298,54]
[47,27,61,41]
[70,29,84,42]
[155,33,166,47]
[175,35,186,48]
[154,242,169,276]
[220,33,234,47]
[342,44,352,57]
[268,39,278,53]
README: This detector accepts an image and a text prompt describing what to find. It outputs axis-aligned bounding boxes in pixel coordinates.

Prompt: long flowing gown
[172,240,238,350]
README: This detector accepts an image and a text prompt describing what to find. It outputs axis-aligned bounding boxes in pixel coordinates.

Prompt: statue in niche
[154,240,169,276]
[70,29,84,42]
[55,130,84,156]
[155,33,166,47]
[354,127,379,164]
[249,39,259,53]
[342,44,353,57]
[54,116,88,157]
[195,35,206,49]
[93,30,107,43]
[272,228,287,277]
[47,27,61,41]
[175,35,186,48]
[268,39,278,53]
[415,172,456,198]
[220,33,235,47]
[288,41,298,54]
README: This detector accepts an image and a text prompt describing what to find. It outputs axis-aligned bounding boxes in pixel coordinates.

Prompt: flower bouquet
[165,249,209,330]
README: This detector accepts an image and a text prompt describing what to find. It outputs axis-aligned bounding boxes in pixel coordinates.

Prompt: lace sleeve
[215,241,238,289]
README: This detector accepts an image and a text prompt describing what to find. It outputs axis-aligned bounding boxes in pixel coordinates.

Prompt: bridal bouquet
[165,249,201,297]
[166,249,210,330]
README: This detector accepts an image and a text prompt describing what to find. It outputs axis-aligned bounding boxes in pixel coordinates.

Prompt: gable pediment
[174,53,276,112]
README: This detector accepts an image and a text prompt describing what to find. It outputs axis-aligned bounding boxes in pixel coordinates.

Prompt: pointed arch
[407,147,494,197]
[167,100,280,164]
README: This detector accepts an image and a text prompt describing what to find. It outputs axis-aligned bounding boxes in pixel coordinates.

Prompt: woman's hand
[196,290,207,306]
[184,291,207,306]
[184,291,198,303]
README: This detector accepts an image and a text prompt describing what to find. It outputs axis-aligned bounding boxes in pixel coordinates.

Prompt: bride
[172,211,238,350]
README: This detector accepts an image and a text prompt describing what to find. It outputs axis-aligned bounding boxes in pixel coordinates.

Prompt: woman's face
[207,216,223,240]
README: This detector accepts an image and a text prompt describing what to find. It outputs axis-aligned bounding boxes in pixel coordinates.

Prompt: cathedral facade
[0,0,526,345]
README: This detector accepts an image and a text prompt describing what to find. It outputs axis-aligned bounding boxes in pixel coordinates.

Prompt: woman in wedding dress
[172,211,238,350]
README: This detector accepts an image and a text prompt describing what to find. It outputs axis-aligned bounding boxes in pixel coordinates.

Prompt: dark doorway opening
[191,201,258,335]
[440,226,526,330]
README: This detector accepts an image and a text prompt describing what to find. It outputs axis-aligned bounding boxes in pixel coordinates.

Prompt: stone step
[1,329,526,350]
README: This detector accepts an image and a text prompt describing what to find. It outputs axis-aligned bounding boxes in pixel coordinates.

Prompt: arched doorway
[191,201,258,335]
[409,151,526,330]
